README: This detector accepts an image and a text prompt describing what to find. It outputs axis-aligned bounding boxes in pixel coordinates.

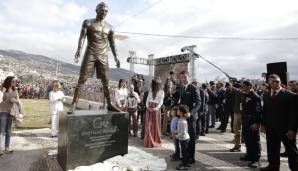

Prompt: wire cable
[116,31,298,40]
[115,0,165,28]
[195,53,230,77]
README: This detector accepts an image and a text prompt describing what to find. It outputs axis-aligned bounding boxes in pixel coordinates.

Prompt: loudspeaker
[266,62,288,85]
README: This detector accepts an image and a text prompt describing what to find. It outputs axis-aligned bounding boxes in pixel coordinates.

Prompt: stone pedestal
[58,110,129,171]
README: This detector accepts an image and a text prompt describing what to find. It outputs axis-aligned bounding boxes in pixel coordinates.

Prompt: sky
[0,0,298,82]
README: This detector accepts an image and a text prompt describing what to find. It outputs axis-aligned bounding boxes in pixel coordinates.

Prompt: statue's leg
[72,84,84,105]
[68,79,86,114]
[96,61,120,112]
[68,57,93,114]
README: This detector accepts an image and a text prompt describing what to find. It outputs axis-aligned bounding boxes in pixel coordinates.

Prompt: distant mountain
[0,49,146,81]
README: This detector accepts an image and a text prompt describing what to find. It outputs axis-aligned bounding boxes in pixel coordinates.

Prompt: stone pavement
[0,124,292,171]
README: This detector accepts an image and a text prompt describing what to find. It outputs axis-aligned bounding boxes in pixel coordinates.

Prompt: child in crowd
[170,106,180,161]
[175,105,190,170]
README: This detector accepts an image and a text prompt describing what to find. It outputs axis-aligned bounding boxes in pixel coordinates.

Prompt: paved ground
[0,123,292,171]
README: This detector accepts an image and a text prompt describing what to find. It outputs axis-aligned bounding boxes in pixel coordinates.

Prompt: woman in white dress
[49,81,65,137]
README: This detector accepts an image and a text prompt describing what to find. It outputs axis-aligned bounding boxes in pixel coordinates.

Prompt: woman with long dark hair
[144,78,164,148]
[0,76,19,155]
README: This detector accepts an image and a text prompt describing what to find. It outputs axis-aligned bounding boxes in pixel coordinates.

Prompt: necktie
[272,90,276,99]
[181,85,186,96]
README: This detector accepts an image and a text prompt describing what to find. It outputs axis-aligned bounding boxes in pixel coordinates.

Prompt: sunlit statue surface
[68,2,120,114]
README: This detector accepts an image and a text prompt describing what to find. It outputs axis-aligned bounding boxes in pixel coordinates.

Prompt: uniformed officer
[240,80,262,168]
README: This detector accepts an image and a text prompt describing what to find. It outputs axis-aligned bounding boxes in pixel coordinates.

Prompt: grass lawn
[16,99,51,129]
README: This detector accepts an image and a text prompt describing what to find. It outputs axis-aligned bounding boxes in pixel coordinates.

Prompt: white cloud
[1,0,87,28]
[1,0,298,81]
[114,0,298,81]
[0,0,87,64]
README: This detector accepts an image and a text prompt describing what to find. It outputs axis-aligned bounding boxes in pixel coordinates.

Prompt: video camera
[228,76,241,88]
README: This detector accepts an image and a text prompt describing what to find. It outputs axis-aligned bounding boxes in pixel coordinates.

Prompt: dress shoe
[187,158,195,164]
[229,147,241,152]
[170,157,180,161]
[163,132,169,136]
[247,161,260,168]
[176,164,188,170]
[216,125,222,130]
[221,129,226,133]
[209,125,215,128]
[259,165,279,171]
[205,130,209,134]
[280,151,288,157]
[240,155,250,161]
[200,132,205,136]
[4,148,13,154]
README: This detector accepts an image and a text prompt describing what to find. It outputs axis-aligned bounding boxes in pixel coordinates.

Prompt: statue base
[58,110,129,171]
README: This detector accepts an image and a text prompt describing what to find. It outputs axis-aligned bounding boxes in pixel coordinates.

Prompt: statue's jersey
[83,19,113,65]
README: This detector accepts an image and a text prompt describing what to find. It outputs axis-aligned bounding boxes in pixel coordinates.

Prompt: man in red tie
[260,74,298,171]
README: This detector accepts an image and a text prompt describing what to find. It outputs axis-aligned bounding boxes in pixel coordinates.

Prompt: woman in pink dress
[144,78,164,148]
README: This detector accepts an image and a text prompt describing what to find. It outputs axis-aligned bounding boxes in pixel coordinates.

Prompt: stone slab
[58,110,129,171]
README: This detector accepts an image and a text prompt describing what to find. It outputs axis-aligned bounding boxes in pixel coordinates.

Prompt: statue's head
[96,2,108,19]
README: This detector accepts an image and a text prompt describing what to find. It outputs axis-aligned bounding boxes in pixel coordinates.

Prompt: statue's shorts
[78,54,108,84]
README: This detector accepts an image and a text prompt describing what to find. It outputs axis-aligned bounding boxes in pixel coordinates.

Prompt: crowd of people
[113,71,298,171]
[0,80,106,104]
[0,71,297,170]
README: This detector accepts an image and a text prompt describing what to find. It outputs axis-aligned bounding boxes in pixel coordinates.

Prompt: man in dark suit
[260,74,298,171]
[174,71,201,164]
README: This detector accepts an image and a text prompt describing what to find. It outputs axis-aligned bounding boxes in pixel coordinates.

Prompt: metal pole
[190,52,196,80]
[56,62,58,77]
[129,51,136,76]
[148,54,154,82]
[182,45,197,80]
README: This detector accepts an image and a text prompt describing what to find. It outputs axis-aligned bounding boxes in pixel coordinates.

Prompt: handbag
[10,99,24,124]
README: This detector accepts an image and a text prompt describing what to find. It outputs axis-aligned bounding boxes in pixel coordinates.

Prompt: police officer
[240,80,262,168]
